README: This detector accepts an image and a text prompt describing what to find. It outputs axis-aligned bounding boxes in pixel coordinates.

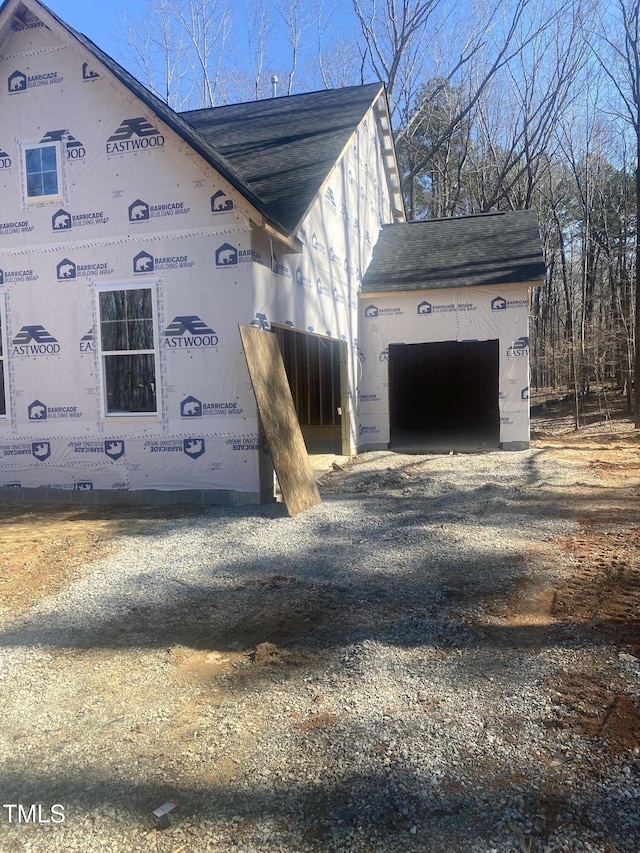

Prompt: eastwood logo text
[0,267,38,284]
[507,337,529,358]
[41,130,85,160]
[12,326,60,356]
[106,118,165,154]
[79,330,94,353]
[128,199,190,222]
[0,148,11,170]
[164,316,219,348]
[8,70,63,93]
[325,187,338,209]
[52,209,108,231]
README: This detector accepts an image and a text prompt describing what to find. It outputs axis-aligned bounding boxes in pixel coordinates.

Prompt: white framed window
[22,140,64,202]
[97,283,159,416]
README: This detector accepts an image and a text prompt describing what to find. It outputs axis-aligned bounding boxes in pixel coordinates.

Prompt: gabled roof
[361,210,546,293]
[180,84,388,234]
[1,0,402,240]
[0,0,286,232]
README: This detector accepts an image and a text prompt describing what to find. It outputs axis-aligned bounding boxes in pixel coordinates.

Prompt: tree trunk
[635,150,640,426]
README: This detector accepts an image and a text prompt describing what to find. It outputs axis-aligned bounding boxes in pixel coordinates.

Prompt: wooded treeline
[119,0,640,426]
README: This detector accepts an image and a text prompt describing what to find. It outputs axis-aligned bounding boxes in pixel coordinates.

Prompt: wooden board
[239,324,321,516]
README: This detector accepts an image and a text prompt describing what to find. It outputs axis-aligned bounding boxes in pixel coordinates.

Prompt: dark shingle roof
[180,84,383,233]
[3,3,391,236]
[4,0,300,236]
[362,211,546,292]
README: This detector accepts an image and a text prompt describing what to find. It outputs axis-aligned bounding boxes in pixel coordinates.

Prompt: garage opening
[273,325,349,454]
[389,339,500,451]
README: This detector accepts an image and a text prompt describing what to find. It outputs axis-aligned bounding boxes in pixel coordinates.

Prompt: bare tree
[273,0,316,95]
[352,0,443,109]
[591,0,640,424]
[395,0,577,199]
[469,2,588,213]
[120,0,232,109]
[121,0,186,106]
[247,0,275,99]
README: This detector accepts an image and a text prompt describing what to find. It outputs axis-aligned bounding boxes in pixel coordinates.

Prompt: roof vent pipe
[271,75,278,98]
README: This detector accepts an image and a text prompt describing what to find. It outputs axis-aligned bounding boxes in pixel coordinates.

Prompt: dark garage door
[389,339,500,450]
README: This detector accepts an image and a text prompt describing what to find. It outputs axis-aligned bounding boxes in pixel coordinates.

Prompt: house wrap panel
[249,104,394,454]
[0,7,265,497]
[358,284,530,447]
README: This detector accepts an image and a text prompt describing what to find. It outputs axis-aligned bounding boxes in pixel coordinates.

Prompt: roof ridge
[179,82,383,119]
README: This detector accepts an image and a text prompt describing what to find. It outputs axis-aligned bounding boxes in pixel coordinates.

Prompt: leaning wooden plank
[239,324,321,516]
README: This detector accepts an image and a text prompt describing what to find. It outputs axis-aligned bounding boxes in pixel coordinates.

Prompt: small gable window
[23,141,62,200]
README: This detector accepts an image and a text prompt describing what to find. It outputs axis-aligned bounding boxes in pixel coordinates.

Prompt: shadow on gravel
[0,447,628,656]
[0,553,590,659]
[0,764,636,850]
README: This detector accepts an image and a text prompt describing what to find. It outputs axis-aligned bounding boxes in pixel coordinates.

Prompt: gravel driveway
[0,437,639,852]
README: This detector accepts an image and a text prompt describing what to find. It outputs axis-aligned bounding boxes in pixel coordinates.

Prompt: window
[98,287,157,415]
[23,141,62,200]
[0,305,6,417]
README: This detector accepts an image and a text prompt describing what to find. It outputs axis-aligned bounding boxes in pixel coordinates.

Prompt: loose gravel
[0,447,639,852]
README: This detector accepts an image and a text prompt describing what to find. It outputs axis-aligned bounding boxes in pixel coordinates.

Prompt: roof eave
[15,0,296,245]
[360,277,545,296]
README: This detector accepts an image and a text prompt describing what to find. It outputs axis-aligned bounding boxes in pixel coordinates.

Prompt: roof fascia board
[12,0,294,244]
[359,280,542,298]
[262,220,303,254]
[373,89,406,223]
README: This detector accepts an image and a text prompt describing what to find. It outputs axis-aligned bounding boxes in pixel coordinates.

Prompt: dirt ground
[1,389,639,758]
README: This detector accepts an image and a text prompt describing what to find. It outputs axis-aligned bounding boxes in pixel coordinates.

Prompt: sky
[42,0,362,106]
[45,1,138,64]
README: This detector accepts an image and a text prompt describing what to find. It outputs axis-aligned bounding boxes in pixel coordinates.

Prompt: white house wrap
[0,0,545,504]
